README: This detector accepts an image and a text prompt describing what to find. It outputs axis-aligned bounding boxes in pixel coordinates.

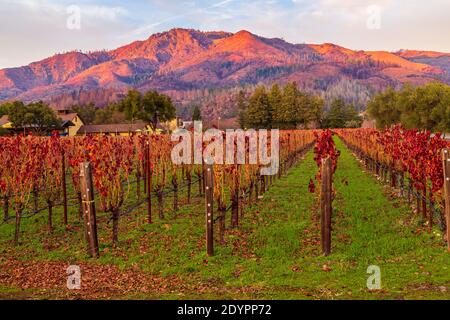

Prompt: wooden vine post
[441,149,450,252]
[204,163,214,256]
[231,164,240,228]
[147,140,153,224]
[321,156,332,256]
[80,162,99,258]
[143,152,147,194]
[62,150,68,225]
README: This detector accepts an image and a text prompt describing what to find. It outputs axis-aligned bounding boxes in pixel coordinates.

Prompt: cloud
[0,0,133,68]
[1,0,450,69]
[80,5,128,21]
[211,0,235,8]
[129,0,236,36]
[2,0,128,20]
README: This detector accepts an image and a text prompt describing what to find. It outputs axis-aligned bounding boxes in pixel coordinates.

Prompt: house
[53,106,85,136]
[0,115,12,129]
[0,111,83,136]
[58,113,84,136]
[181,121,194,130]
[360,112,377,129]
[204,118,239,130]
[77,123,154,136]
[159,117,183,132]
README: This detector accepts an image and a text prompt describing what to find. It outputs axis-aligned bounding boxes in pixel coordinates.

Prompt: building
[359,111,376,129]
[159,117,183,132]
[77,123,154,136]
[59,113,84,136]
[0,115,12,129]
[180,121,194,130]
[53,106,85,136]
[0,113,83,136]
[204,118,239,130]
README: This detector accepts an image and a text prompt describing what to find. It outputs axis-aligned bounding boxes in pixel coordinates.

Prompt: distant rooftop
[77,123,150,135]
[58,113,78,122]
[0,115,10,126]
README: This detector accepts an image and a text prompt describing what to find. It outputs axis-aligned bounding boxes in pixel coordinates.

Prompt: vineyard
[0,131,314,250]
[338,126,450,235]
[0,128,449,299]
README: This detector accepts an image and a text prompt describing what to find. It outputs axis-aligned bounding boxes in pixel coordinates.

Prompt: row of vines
[0,130,315,255]
[337,126,449,234]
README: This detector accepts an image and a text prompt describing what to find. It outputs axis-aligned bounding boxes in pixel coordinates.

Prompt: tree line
[237,82,362,129]
[1,83,367,136]
[367,82,450,132]
[0,90,177,135]
[0,101,61,135]
[72,89,177,131]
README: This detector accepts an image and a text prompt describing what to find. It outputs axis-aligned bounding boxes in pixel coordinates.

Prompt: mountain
[1,28,449,115]
[396,50,450,75]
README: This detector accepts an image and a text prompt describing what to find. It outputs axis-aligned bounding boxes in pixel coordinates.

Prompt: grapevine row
[337,126,449,232]
[0,130,315,255]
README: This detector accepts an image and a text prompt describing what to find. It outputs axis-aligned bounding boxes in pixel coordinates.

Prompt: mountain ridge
[1,28,449,111]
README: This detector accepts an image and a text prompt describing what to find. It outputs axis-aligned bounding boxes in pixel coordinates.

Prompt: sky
[1,0,450,69]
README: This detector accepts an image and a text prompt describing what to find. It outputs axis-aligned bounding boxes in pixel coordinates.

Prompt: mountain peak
[112,28,229,62]
[232,30,260,42]
[163,28,202,39]
[212,29,275,54]
[234,30,253,36]
[309,43,356,56]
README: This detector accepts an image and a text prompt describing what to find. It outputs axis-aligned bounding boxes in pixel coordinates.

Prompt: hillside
[1,28,449,116]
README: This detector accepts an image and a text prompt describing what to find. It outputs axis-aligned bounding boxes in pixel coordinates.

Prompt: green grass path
[328,138,449,299]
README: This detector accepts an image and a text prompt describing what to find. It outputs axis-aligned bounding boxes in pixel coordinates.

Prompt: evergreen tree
[246,86,272,129]
[274,82,299,129]
[192,105,202,121]
[238,82,325,129]
[343,104,362,128]
[324,98,346,128]
[324,99,362,128]
[268,84,283,127]
[294,89,310,127]
[308,96,325,128]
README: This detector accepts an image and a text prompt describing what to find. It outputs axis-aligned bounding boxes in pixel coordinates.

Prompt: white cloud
[79,5,128,21]
[1,0,450,69]
[5,0,128,20]
[0,0,133,68]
